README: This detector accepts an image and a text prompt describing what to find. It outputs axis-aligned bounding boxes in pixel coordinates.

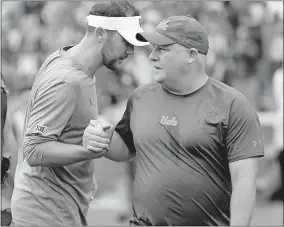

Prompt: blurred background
[1,1,283,226]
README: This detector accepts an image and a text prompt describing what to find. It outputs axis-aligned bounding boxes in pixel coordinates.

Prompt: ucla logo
[160,116,178,126]
[157,20,169,30]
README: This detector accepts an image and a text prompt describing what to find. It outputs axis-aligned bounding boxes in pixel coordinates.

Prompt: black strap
[1,157,10,184]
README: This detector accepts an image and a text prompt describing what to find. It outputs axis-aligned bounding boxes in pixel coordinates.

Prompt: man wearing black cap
[10,2,149,226]
[84,16,264,225]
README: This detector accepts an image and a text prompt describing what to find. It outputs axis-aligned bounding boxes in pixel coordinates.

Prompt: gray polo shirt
[11,46,98,226]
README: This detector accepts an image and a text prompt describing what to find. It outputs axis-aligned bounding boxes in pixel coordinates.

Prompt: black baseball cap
[136,16,209,55]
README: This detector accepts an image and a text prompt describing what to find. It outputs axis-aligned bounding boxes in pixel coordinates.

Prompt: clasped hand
[83,120,114,153]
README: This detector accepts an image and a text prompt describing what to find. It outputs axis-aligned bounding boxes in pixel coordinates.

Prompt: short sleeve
[25,81,77,142]
[115,96,136,153]
[226,95,264,163]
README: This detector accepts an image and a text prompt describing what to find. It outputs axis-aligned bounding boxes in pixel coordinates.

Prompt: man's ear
[187,48,198,64]
[95,27,108,43]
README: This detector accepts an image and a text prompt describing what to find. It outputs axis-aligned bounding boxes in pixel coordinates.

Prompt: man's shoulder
[61,69,90,86]
[131,82,158,101]
[35,53,89,90]
[208,77,246,105]
[35,51,72,81]
[46,53,91,87]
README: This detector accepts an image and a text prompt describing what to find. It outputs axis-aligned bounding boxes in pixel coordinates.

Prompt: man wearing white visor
[85,14,147,47]
[11,1,148,226]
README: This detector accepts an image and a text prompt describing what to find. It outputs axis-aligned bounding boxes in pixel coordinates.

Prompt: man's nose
[149,50,159,61]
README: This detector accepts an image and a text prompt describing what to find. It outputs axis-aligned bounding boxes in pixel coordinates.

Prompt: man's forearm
[104,131,135,162]
[24,139,105,167]
[230,180,256,226]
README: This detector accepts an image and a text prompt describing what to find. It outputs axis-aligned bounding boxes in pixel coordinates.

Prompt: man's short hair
[89,1,140,17]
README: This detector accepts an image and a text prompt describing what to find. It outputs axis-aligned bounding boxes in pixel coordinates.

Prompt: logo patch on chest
[160,116,178,126]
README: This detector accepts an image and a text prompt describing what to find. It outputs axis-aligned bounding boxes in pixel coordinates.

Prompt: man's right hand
[82,120,112,153]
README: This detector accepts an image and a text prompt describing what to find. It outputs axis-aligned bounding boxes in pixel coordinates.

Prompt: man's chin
[105,64,116,71]
[104,63,118,71]
[154,73,165,83]
[105,60,124,72]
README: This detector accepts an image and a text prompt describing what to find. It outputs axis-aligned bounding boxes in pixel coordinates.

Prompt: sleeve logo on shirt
[36,124,47,134]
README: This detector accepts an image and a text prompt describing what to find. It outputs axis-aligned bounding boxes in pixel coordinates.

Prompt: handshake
[82,119,114,157]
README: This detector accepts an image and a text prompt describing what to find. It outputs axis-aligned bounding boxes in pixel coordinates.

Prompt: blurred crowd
[2,1,283,110]
[1,1,283,223]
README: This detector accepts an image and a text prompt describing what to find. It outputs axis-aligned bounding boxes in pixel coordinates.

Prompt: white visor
[85,15,150,46]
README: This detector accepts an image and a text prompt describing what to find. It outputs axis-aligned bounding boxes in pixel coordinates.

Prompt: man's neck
[162,72,209,96]
[66,39,103,77]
